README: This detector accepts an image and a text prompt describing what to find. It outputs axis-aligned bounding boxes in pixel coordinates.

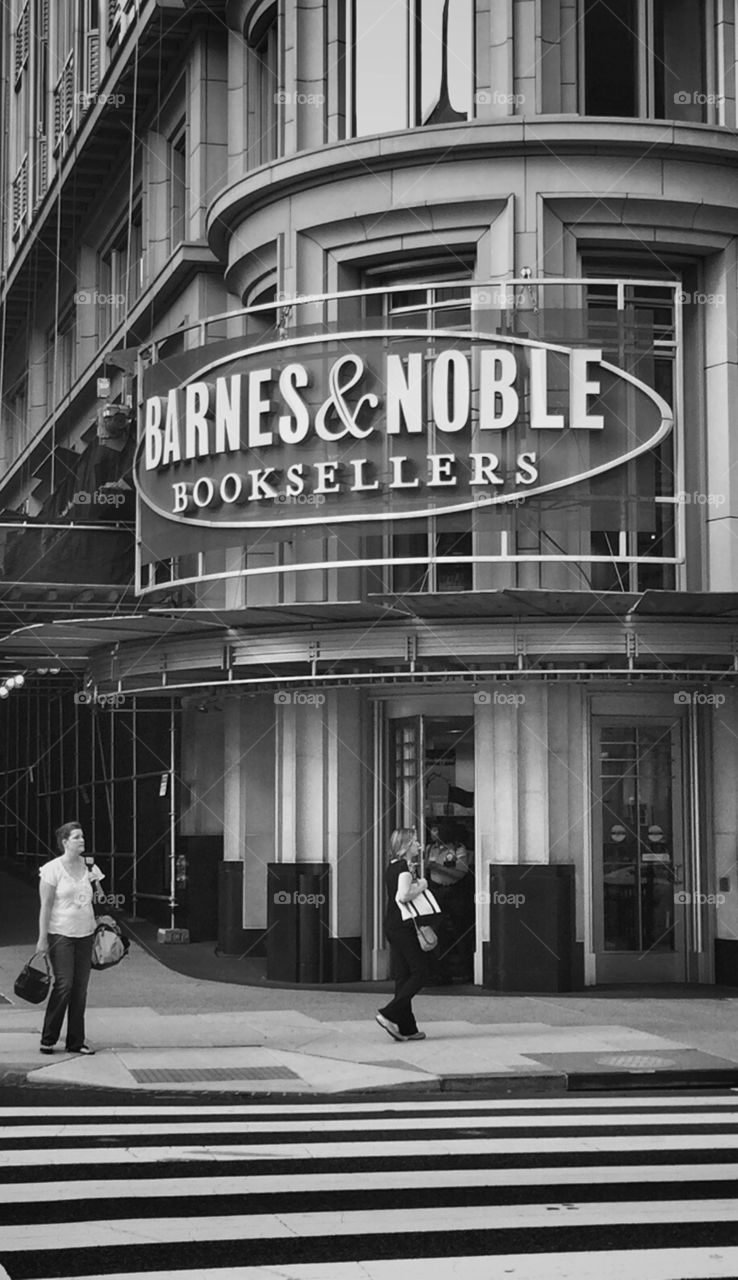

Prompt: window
[247,3,279,166]
[169,125,187,250]
[81,0,101,110]
[46,305,77,409]
[34,0,49,206]
[583,0,709,123]
[4,378,28,460]
[13,2,30,237]
[584,272,677,593]
[362,268,474,593]
[349,0,473,137]
[53,0,75,150]
[98,201,143,337]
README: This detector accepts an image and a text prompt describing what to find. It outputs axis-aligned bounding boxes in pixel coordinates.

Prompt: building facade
[2,0,738,988]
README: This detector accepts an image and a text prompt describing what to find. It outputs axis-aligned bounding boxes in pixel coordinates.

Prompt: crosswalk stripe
[3,1161,738,1203]
[3,1198,738,1252]
[40,1250,738,1280]
[4,1132,738,1168]
[2,1094,738,1117]
[3,1109,737,1140]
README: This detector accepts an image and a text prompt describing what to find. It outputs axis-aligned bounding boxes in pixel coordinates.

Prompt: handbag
[14,952,52,1004]
[91,915,130,970]
[414,921,439,951]
[397,884,442,923]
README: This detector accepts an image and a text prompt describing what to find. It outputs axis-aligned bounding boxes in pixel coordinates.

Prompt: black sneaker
[39,1045,55,1055]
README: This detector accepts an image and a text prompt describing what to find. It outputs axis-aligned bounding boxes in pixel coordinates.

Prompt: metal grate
[594,1053,677,1069]
[129,1066,302,1083]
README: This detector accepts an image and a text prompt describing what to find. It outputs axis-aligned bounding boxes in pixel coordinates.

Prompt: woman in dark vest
[376,827,433,1041]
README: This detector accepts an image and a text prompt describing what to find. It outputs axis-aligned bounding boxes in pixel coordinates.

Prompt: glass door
[593,718,688,982]
[388,714,476,983]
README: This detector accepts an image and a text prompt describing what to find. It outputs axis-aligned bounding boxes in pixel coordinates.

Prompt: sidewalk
[2,868,738,1095]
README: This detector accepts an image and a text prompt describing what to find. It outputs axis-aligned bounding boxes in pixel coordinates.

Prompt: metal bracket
[515,633,526,670]
[625,631,638,669]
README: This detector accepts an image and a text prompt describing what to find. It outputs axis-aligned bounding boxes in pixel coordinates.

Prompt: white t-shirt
[39,857,104,938]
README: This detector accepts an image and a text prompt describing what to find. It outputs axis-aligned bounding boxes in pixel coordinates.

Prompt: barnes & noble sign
[134,330,673,530]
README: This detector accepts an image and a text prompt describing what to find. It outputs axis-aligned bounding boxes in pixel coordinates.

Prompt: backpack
[91,914,130,970]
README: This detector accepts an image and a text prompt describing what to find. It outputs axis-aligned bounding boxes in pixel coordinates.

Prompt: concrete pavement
[2,867,738,1094]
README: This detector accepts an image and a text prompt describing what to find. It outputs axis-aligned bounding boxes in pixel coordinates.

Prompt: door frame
[590,693,709,984]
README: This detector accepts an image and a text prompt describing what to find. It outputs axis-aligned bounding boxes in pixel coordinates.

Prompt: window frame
[580,0,717,124]
[346,0,474,138]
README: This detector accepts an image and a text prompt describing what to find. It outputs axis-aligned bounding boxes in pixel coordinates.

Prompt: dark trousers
[379,926,432,1036]
[41,934,93,1050]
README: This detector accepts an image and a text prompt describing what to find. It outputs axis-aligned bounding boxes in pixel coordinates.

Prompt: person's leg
[65,935,93,1051]
[379,929,430,1035]
[378,938,411,1030]
[41,935,74,1047]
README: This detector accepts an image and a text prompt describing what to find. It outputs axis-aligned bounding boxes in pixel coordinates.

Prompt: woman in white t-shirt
[36,822,104,1055]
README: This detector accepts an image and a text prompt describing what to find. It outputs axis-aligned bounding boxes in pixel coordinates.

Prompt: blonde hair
[389,827,417,862]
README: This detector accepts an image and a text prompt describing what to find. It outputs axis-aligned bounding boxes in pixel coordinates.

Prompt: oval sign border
[134,327,674,528]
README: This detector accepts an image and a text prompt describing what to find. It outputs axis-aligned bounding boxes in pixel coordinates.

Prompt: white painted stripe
[2,1132,738,1168]
[2,1162,738,1203]
[3,1199,738,1252]
[35,1248,738,1280]
[2,1094,738,1117]
[4,1110,737,1141]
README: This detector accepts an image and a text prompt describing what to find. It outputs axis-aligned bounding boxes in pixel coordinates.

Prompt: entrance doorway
[389,715,475,982]
[592,717,689,982]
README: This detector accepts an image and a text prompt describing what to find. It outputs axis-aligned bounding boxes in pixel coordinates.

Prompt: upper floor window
[46,304,77,409]
[169,123,187,250]
[246,2,279,166]
[98,200,143,337]
[348,0,473,137]
[583,0,710,123]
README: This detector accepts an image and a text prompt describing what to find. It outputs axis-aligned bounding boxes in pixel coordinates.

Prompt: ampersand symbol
[314,355,379,441]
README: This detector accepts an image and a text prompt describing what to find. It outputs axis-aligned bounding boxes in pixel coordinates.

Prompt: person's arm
[90,866,105,907]
[396,869,428,903]
[37,881,55,953]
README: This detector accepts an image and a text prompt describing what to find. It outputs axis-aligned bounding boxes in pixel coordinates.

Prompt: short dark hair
[56,821,83,853]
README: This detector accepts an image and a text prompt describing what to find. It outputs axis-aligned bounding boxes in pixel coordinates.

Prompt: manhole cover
[595,1053,676,1069]
[130,1066,301,1083]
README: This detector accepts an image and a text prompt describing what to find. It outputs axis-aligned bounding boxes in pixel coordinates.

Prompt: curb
[2,1064,736,1098]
